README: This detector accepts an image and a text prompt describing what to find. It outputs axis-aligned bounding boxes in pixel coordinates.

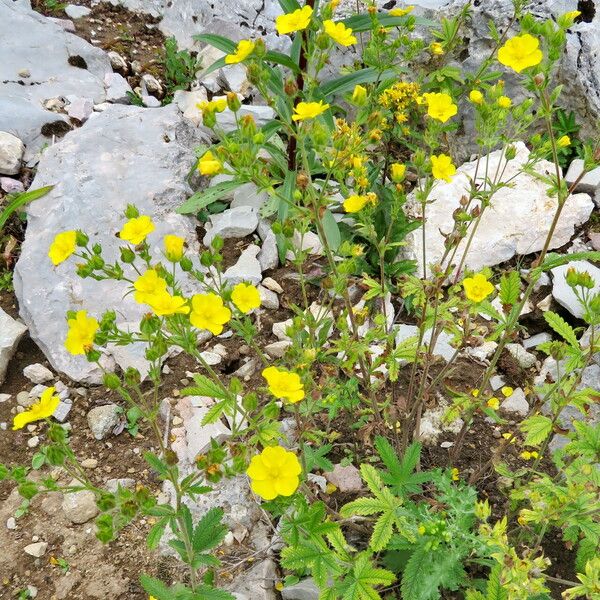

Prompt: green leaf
[181,374,229,400]
[303,443,334,472]
[177,181,242,215]
[499,271,521,306]
[520,415,553,446]
[147,518,168,549]
[342,13,436,32]
[544,311,578,348]
[319,68,396,98]
[277,0,300,13]
[192,507,228,553]
[264,50,300,73]
[0,185,54,230]
[144,452,171,477]
[193,33,236,53]
[321,209,341,251]
[139,574,175,600]
[575,538,599,573]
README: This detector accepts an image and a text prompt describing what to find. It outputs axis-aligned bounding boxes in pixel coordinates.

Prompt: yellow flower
[119,215,155,245]
[463,273,494,303]
[389,6,414,16]
[469,89,484,104]
[262,366,305,403]
[190,293,232,335]
[49,231,77,266]
[430,153,456,182]
[520,450,539,460]
[557,135,571,148]
[451,467,460,481]
[231,282,261,314]
[502,432,516,444]
[323,20,356,46]
[390,163,406,182]
[133,270,167,304]
[146,291,190,316]
[13,387,60,431]
[423,92,457,123]
[197,99,227,114]
[164,235,185,262]
[418,524,426,535]
[562,10,581,22]
[351,84,367,106]
[487,397,500,410]
[65,310,99,355]
[430,42,444,55]
[275,5,313,35]
[343,194,370,213]
[292,100,330,121]
[497,95,512,109]
[246,445,301,500]
[471,389,480,398]
[198,151,223,176]
[501,386,514,398]
[225,39,255,64]
[498,34,543,73]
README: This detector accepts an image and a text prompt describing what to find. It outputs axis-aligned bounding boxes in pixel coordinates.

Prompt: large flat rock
[0,0,114,159]
[14,104,207,383]
[406,142,594,277]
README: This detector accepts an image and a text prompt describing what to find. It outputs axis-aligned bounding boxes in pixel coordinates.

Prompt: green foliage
[0,185,53,231]
[162,37,200,102]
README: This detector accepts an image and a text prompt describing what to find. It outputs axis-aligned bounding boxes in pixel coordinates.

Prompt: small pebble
[27,436,40,448]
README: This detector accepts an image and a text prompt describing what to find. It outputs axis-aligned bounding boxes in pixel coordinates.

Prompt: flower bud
[75,231,89,247]
[240,114,257,137]
[124,367,141,385]
[125,204,139,219]
[351,84,368,106]
[296,172,309,190]
[226,92,241,112]
[120,246,135,264]
[202,110,217,129]
[505,145,517,161]
[253,37,266,58]
[103,373,121,390]
[211,235,224,251]
[533,73,545,87]
[180,256,193,272]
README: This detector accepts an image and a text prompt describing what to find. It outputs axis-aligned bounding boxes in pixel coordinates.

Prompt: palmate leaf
[181,373,229,400]
[280,539,343,587]
[140,575,235,600]
[375,437,429,495]
[336,552,396,600]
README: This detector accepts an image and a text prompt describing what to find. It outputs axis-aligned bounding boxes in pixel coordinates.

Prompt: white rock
[0,177,24,193]
[406,143,594,276]
[500,387,529,417]
[62,480,99,524]
[258,229,278,271]
[552,260,600,318]
[229,557,277,600]
[231,183,268,211]
[6,517,16,530]
[141,73,162,95]
[64,4,91,19]
[53,401,72,423]
[466,340,497,362]
[219,63,251,96]
[215,105,274,133]
[286,230,323,260]
[107,51,128,72]
[104,72,133,103]
[0,394,10,403]
[203,206,259,247]
[258,285,279,310]
[142,94,161,108]
[565,159,600,195]
[264,340,291,358]
[24,541,48,558]
[323,464,362,492]
[419,397,463,444]
[174,88,208,126]
[87,404,120,440]
[0,307,27,385]
[262,277,283,294]
[14,105,206,383]
[395,324,455,362]
[199,351,222,366]
[27,436,39,448]
[223,244,262,285]
[280,578,319,600]
[0,131,25,175]
[272,318,292,341]
[505,343,536,369]
[23,363,53,384]
[490,374,506,391]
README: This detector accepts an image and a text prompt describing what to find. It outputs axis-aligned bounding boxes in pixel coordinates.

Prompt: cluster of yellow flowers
[378,81,421,124]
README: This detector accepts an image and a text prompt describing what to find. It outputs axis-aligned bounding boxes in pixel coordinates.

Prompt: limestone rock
[14,105,206,383]
[223,244,262,285]
[0,307,27,385]
[24,541,48,557]
[64,4,91,19]
[505,343,536,369]
[87,404,121,440]
[229,557,277,600]
[281,578,320,600]
[552,260,600,319]
[405,143,593,277]
[258,229,279,271]
[0,131,24,175]
[23,363,53,384]
[62,483,99,524]
[500,388,529,417]
[565,159,600,195]
[203,206,259,247]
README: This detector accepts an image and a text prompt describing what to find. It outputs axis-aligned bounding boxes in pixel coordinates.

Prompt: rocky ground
[1,0,600,598]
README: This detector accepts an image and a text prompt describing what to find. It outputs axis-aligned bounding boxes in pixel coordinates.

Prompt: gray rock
[24,541,48,557]
[65,96,94,122]
[23,363,53,384]
[231,183,268,211]
[223,244,262,285]
[406,143,594,276]
[523,332,552,350]
[14,105,206,383]
[53,401,72,423]
[203,206,259,246]
[0,131,24,175]
[230,557,277,600]
[0,176,24,193]
[61,481,99,524]
[16,390,34,407]
[64,4,91,18]
[264,340,291,358]
[105,478,135,493]
[142,94,161,108]
[0,307,27,385]
[47,16,76,32]
[104,72,133,103]
[281,577,320,600]
[500,387,529,417]
[324,464,362,493]
[215,105,275,133]
[141,73,162,95]
[506,343,537,369]
[262,277,283,294]
[107,51,128,73]
[552,260,600,319]
[258,229,278,272]
[87,404,120,440]
[565,159,600,195]
[395,324,454,362]
[258,285,279,310]
[0,1,113,159]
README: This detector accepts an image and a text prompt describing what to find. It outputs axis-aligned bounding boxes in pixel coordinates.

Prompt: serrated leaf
[181,374,229,400]
[178,181,242,215]
[544,311,578,347]
[193,507,227,553]
[147,518,168,549]
[520,415,553,446]
[499,270,521,305]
